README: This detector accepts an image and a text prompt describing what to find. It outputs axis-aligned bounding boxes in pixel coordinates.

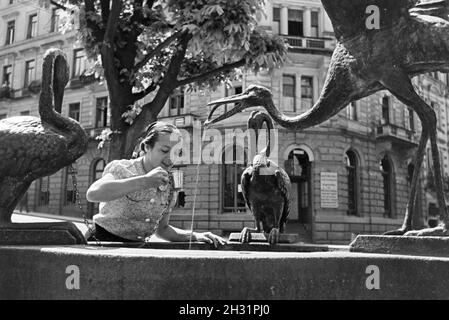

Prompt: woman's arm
[86,173,149,202]
[157,224,198,242]
[86,167,169,202]
[156,213,227,246]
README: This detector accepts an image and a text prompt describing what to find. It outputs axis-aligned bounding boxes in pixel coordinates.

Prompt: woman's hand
[194,232,227,247]
[142,167,170,189]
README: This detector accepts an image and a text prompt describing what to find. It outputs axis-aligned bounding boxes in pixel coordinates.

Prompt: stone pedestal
[350,235,449,257]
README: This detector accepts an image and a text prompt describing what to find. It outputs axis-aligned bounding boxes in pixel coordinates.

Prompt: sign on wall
[321,172,338,208]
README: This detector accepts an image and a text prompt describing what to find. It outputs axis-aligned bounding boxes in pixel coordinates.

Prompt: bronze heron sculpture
[0,49,88,244]
[206,0,449,237]
[238,111,291,244]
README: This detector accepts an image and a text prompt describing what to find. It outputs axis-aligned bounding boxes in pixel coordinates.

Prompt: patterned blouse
[93,158,172,241]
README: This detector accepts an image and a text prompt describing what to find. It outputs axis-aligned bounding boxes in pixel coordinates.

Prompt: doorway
[284,148,312,241]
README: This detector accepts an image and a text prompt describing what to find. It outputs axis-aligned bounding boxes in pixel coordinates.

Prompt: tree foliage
[60,0,288,159]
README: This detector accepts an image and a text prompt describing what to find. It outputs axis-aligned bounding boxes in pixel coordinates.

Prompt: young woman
[86,122,226,247]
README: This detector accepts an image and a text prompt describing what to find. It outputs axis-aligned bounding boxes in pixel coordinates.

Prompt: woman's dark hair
[132,122,180,158]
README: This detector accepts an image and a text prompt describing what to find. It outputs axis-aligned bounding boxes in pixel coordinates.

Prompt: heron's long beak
[204,92,252,127]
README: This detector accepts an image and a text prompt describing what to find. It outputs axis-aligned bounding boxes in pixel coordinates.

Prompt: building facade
[1,0,449,244]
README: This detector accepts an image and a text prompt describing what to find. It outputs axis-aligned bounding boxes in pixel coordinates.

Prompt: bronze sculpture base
[350,234,449,257]
[0,222,87,245]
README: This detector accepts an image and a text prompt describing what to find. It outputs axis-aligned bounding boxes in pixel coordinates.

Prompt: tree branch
[84,0,104,43]
[100,0,110,23]
[143,33,191,115]
[131,0,143,23]
[132,82,159,101]
[133,31,182,72]
[176,59,246,87]
[104,0,122,44]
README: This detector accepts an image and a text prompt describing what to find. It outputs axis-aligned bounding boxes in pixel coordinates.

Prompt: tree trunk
[123,105,158,158]
[106,85,135,162]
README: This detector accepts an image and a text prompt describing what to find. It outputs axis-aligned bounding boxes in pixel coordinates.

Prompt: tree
[61,0,288,160]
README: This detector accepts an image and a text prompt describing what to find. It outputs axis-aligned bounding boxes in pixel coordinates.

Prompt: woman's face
[144,132,179,170]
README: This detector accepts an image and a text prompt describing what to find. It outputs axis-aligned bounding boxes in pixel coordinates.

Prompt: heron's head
[252,150,269,168]
[204,85,273,127]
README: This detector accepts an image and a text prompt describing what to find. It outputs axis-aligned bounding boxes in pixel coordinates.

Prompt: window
[68,103,80,122]
[301,76,313,110]
[408,108,414,131]
[223,85,242,114]
[65,167,77,206]
[0,114,7,120]
[283,74,296,112]
[380,155,393,218]
[89,158,106,216]
[73,49,86,77]
[2,65,12,87]
[347,101,358,121]
[96,97,108,127]
[301,76,314,109]
[381,96,390,124]
[273,7,280,21]
[92,159,105,182]
[20,110,30,116]
[24,60,35,87]
[27,14,38,39]
[169,88,185,116]
[37,176,50,206]
[222,143,247,213]
[288,9,303,36]
[272,7,280,34]
[311,11,319,37]
[5,20,15,45]
[50,8,61,33]
[346,151,358,216]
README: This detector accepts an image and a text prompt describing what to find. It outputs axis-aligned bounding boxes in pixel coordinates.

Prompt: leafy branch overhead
[60,0,288,159]
[66,0,287,100]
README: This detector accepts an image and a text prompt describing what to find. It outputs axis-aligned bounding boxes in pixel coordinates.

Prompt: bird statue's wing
[0,118,65,177]
[241,166,253,212]
[321,0,420,41]
[275,168,291,226]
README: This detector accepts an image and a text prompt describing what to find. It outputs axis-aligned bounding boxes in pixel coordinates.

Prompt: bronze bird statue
[0,49,88,244]
[210,107,291,244]
[205,0,449,237]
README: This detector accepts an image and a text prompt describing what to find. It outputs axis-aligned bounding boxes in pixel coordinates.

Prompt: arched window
[222,143,247,213]
[64,165,77,205]
[89,158,106,216]
[345,150,358,216]
[92,158,106,182]
[380,155,394,217]
[37,176,50,207]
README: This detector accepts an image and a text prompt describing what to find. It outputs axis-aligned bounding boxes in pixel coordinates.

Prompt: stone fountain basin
[2,242,449,299]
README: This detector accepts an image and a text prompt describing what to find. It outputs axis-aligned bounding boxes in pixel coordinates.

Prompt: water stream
[188,122,210,249]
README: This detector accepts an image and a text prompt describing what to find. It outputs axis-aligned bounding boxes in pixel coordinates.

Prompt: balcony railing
[376,122,418,148]
[285,36,335,53]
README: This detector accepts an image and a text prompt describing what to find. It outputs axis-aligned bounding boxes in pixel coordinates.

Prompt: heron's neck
[263,98,335,131]
[38,54,85,147]
[39,54,62,124]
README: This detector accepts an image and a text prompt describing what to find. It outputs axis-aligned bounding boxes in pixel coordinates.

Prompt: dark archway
[285,149,311,223]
